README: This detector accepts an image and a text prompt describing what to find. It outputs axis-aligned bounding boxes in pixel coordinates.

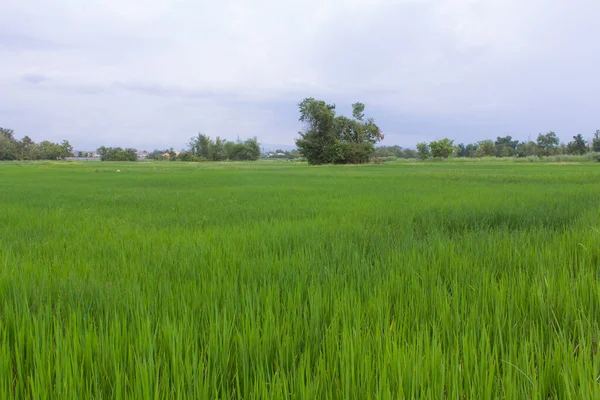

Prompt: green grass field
[1,161,600,398]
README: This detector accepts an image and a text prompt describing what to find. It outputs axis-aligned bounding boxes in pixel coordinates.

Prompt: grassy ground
[1,161,600,398]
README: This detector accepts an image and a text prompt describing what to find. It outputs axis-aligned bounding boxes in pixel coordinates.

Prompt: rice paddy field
[1,160,600,398]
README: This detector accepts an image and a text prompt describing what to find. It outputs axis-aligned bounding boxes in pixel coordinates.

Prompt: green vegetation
[97,146,139,161]
[295,98,383,164]
[1,161,600,398]
[187,134,261,162]
[0,127,73,161]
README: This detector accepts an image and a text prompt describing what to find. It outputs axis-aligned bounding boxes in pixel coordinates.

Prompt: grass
[1,160,600,398]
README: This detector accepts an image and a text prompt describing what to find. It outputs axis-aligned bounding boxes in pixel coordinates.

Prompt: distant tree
[212,137,228,161]
[288,149,301,159]
[236,137,261,161]
[14,135,36,160]
[416,142,430,160]
[456,143,468,158]
[60,140,73,159]
[224,141,239,160]
[515,141,537,157]
[97,146,138,161]
[373,145,403,158]
[189,133,214,160]
[401,148,418,159]
[37,141,64,160]
[566,134,589,155]
[475,140,496,157]
[295,98,383,164]
[464,143,479,158]
[429,138,455,159]
[592,130,600,152]
[536,131,560,156]
[177,151,198,161]
[494,136,519,157]
[0,127,17,160]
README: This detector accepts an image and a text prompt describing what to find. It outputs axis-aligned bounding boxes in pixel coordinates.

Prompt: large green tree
[295,98,383,165]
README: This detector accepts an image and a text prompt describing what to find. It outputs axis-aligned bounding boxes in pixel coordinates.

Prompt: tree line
[187,134,260,161]
[412,131,600,160]
[96,135,261,162]
[0,127,73,161]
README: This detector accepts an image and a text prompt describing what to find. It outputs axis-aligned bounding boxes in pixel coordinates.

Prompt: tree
[295,98,383,165]
[592,130,600,152]
[475,140,496,157]
[189,133,214,160]
[515,141,537,157]
[401,148,418,159]
[464,143,479,158]
[429,138,455,159]
[17,136,37,160]
[61,140,73,159]
[97,146,138,161]
[37,141,64,160]
[566,134,589,155]
[178,151,198,161]
[212,137,228,161]
[416,142,430,160]
[456,143,468,158]
[0,127,17,160]
[373,145,403,158]
[536,131,560,156]
[236,137,261,161]
[494,136,519,157]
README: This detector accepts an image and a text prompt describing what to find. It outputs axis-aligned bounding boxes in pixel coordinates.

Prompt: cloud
[1,0,600,149]
[21,73,49,84]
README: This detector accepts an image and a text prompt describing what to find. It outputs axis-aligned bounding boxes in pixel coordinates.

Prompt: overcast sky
[1,0,599,150]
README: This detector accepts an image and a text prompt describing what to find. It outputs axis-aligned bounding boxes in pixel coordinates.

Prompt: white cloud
[1,0,599,148]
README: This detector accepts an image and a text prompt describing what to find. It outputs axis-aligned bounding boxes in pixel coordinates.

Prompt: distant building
[137,151,148,160]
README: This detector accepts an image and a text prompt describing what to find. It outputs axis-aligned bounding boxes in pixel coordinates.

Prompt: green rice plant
[1,161,600,398]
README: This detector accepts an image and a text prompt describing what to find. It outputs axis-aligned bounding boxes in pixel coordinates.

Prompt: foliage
[416,142,430,160]
[516,141,538,157]
[97,146,139,161]
[475,140,496,157]
[177,151,198,162]
[536,131,560,156]
[224,137,261,161]
[592,130,600,152]
[1,162,600,397]
[566,134,589,155]
[429,138,455,158]
[494,136,519,157]
[295,98,383,164]
[0,127,73,160]
[456,143,479,158]
[189,134,260,161]
[373,145,403,158]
